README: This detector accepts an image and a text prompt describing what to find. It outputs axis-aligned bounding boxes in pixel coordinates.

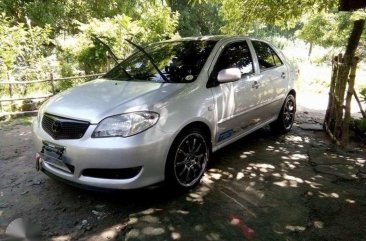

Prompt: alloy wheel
[283,98,295,129]
[173,133,209,187]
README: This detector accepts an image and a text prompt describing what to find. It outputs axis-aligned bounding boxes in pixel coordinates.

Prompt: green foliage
[0,13,52,81]
[296,12,352,48]
[170,0,223,36]
[57,3,179,74]
[248,24,301,40]
[360,87,366,102]
[353,118,366,134]
[219,0,337,34]
[0,0,141,32]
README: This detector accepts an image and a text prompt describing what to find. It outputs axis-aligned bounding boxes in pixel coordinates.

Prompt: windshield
[104,40,217,83]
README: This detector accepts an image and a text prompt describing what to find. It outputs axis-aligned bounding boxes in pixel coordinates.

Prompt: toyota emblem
[51,120,62,133]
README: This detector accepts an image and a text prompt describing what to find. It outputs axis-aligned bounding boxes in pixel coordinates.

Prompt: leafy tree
[58,2,179,74]
[169,0,223,36]
[0,0,145,33]
[296,12,353,56]
[219,0,337,34]
[0,13,52,80]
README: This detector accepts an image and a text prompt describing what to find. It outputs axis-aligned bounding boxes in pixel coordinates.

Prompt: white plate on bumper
[41,141,72,173]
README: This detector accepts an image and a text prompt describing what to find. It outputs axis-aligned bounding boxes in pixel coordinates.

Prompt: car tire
[270,94,296,134]
[165,128,210,190]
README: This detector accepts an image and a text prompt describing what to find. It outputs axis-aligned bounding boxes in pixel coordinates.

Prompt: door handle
[252,81,259,89]
[281,72,286,79]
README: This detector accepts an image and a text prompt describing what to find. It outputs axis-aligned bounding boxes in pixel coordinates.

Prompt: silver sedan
[32,36,296,190]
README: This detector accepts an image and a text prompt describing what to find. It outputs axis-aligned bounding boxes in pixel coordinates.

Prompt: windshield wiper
[125,39,169,83]
[92,35,133,80]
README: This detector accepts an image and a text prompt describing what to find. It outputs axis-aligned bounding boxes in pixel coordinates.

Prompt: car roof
[161,35,252,42]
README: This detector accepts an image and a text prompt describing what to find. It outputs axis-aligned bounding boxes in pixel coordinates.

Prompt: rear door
[250,40,288,121]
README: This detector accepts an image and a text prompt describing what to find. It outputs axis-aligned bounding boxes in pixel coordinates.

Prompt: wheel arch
[288,89,296,98]
[175,121,212,147]
[287,89,296,111]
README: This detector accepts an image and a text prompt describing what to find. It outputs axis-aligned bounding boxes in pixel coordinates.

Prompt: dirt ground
[1,105,366,241]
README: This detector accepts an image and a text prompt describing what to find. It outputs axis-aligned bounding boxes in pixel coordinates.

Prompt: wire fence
[0,73,104,116]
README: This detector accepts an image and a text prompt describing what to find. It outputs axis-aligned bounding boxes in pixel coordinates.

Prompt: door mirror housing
[217,68,241,83]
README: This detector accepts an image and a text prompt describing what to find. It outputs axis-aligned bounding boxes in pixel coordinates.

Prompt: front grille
[42,113,90,140]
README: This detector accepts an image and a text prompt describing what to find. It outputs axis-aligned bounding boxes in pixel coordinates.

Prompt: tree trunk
[338,19,365,143]
[345,19,365,57]
[324,19,365,147]
[308,42,313,58]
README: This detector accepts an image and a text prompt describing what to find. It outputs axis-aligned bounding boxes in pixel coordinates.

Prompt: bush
[352,118,366,136]
[360,87,366,102]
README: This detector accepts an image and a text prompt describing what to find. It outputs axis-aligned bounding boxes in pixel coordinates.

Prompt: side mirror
[217,68,242,83]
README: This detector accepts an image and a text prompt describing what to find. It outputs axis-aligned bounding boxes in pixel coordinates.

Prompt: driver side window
[211,41,254,80]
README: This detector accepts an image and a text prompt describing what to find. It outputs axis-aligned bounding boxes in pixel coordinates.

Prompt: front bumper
[32,118,174,190]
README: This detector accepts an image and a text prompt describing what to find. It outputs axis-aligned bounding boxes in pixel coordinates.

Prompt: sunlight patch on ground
[140,215,160,224]
[283,174,304,183]
[186,185,211,203]
[356,158,366,164]
[86,223,128,240]
[236,172,244,180]
[171,210,189,215]
[290,153,308,160]
[142,227,165,236]
[128,217,139,224]
[284,135,302,142]
[52,235,71,241]
[285,225,306,232]
[194,225,204,231]
[281,160,298,169]
[205,232,221,241]
[240,150,255,159]
[304,180,322,189]
[318,191,340,199]
[274,174,304,188]
[248,163,275,173]
[171,231,181,240]
[205,168,234,182]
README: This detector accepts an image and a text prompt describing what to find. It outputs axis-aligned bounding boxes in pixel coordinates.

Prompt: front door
[209,40,260,144]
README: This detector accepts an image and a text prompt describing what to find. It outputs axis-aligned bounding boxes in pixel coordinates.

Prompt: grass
[0,116,34,130]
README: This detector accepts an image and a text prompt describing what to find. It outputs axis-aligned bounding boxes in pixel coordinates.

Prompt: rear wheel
[270,94,296,134]
[165,128,210,190]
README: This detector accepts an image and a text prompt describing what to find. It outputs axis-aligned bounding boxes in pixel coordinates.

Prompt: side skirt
[212,116,277,152]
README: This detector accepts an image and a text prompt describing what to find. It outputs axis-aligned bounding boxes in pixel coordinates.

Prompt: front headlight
[92,111,159,138]
[37,100,48,126]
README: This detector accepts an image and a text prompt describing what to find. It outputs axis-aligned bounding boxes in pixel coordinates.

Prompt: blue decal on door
[218,129,234,142]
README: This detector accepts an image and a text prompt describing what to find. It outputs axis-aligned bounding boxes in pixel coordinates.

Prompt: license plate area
[41,141,72,173]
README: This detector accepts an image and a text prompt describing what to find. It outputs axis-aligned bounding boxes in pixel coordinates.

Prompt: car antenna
[91,35,132,80]
[125,39,169,83]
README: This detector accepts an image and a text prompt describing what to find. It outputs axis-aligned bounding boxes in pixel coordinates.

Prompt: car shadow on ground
[22,125,365,241]
[1,119,366,241]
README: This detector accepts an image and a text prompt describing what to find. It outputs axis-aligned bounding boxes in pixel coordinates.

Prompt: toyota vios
[32,36,296,190]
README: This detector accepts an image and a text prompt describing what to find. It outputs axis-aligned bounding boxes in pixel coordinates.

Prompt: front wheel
[270,94,296,134]
[165,128,210,190]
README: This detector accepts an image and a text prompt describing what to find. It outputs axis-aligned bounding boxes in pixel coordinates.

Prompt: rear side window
[252,41,283,71]
[212,41,254,78]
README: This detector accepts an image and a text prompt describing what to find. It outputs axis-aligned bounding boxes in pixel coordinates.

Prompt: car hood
[43,78,185,123]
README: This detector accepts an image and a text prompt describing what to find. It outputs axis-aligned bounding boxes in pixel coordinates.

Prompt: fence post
[50,72,55,95]
[7,72,15,112]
